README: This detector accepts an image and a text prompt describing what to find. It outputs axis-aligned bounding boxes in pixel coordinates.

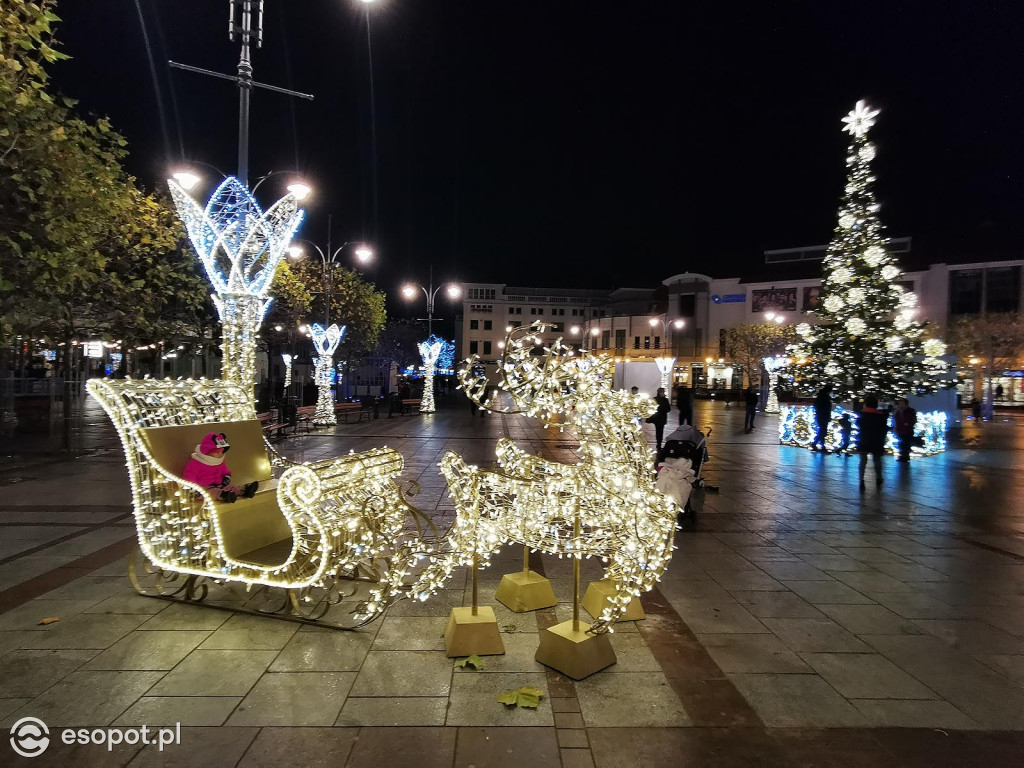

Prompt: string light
[779,404,946,457]
[310,323,345,425]
[655,356,676,393]
[434,322,680,634]
[168,176,304,409]
[417,336,444,413]
[281,353,293,389]
[762,355,788,413]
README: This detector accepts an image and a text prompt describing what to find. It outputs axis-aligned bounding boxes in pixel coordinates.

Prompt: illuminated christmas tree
[791,100,950,403]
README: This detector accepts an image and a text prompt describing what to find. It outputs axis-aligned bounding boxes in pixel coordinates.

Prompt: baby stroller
[656,424,717,519]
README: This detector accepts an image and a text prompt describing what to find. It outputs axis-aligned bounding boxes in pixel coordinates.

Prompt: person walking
[744,385,758,433]
[649,387,672,451]
[813,385,833,452]
[893,397,917,462]
[675,383,693,426]
[856,394,888,489]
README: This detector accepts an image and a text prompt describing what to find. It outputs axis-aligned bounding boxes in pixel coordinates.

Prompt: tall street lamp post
[401,267,461,337]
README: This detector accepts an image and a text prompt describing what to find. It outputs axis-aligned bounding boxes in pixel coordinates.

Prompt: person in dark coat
[743,386,758,433]
[676,384,693,426]
[649,387,672,450]
[813,385,833,452]
[892,397,917,462]
[856,394,888,489]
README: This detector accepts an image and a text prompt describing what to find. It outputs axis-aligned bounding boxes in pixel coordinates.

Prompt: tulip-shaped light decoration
[310,323,345,425]
[417,336,444,413]
[655,357,676,393]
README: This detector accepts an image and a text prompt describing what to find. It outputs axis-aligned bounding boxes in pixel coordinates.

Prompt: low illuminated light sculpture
[655,356,676,393]
[86,377,455,628]
[311,323,345,425]
[432,322,679,676]
[281,353,293,389]
[417,336,444,413]
[762,356,788,414]
[779,404,947,457]
[169,176,303,410]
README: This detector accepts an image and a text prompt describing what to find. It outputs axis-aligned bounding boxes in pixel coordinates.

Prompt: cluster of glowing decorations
[762,356,789,414]
[169,176,304,409]
[86,377,454,628]
[779,404,946,457]
[310,323,345,426]
[787,101,954,403]
[655,357,676,393]
[281,353,293,389]
[439,322,680,635]
[417,335,447,413]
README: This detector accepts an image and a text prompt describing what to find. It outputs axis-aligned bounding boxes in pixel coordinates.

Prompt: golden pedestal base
[444,606,505,657]
[534,619,616,680]
[582,579,646,622]
[494,570,558,612]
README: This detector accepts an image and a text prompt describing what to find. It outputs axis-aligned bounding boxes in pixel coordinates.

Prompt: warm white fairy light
[655,356,676,393]
[86,376,458,625]
[780,404,946,457]
[762,355,788,414]
[432,322,679,634]
[787,100,954,407]
[168,176,304,409]
[282,353,293,388]
[311,323,345,425]
[417,338,443,413]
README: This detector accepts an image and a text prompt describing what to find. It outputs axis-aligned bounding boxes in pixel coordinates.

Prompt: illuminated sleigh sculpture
[86,177,445,627]
[88,377,445,627]
[434,323,680,634]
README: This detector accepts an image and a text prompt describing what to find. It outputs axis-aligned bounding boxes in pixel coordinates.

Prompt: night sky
[51,1,1023,317]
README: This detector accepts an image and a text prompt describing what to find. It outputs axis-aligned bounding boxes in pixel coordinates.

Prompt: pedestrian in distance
[837,412,852,455]
[813,385,833,452]
[856,394,888,490]
[893,397,917,462]
[743,385,758,433]
[647,387,672,451]
[676,383,694,426]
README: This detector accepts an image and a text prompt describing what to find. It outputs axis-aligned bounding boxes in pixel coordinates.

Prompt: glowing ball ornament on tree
[168,176,304,411]
[311,323,345,426]
[788,100,953,405]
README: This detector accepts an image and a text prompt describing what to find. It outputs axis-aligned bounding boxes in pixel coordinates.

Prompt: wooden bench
[294,405,316,432]
[335,402,361,423]
[401,398,421,415]
[257,411,287,439]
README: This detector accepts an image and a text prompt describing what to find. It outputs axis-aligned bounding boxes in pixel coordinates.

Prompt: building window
[483,320,492,330]
[654,336,661,349]
[470,304,493,313]
[483,341,492,356]
[986,266,1021,313]
[949,270,982,315]
[470,320,479,330]
[615,329,626,354]
[633,336,640,349]
[644,336,651,349]
[469,340,479,354]
[551,322,563,332]
[602,330,611,350]
[509,320,521,328]
[679,294,696,317]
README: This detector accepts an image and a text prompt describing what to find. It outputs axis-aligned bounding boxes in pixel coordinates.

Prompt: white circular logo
[10,717,49,758]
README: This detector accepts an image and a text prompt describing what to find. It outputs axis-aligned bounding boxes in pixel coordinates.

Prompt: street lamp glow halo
[287,245,303,259]
[286,182,312,200]
[446,284,462,298]
[354,246,374,263]
[172,171,201,190]
[401,285,417,299]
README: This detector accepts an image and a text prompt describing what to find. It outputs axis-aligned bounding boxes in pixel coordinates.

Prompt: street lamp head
[570,326,581,335]
[672,319,685,329]
[354,245,373,263]
[648,317,659,328]
[774,315,785,324]
[287,245,304,260]
[274,325,283,332]
[401,285,417,299]
[172,170,201,190]
[590,327,600,337]
[286,181,312,201]
[446,284,462,299]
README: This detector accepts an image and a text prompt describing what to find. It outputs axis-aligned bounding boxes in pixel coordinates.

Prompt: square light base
[582,579,646,622]
[444,606,505,658]
[494,570,558,612]
[534,619,616,680]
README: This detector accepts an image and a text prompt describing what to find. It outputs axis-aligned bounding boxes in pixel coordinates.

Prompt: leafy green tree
[725,323,796,387]
[945,312,1024,407]
[371,319,428,371]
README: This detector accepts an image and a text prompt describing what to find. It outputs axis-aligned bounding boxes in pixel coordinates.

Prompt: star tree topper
[842,99,880,138]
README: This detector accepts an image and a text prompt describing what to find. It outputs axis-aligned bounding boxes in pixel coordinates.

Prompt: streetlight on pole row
[648,317,685,351]
[401,266,461,336]
[288,235,374,327]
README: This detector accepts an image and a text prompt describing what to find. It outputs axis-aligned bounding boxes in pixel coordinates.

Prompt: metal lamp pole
[402,266,460,337]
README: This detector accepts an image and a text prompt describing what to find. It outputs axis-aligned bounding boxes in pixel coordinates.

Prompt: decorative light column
[281,353,293,389]
[169,176,304,411]
[762,355,788,414]
[655,357,676,393]
[311,323,345,425]
[417,337,443,413]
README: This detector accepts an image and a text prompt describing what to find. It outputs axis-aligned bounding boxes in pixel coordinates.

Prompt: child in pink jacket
[182,432,258,504]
